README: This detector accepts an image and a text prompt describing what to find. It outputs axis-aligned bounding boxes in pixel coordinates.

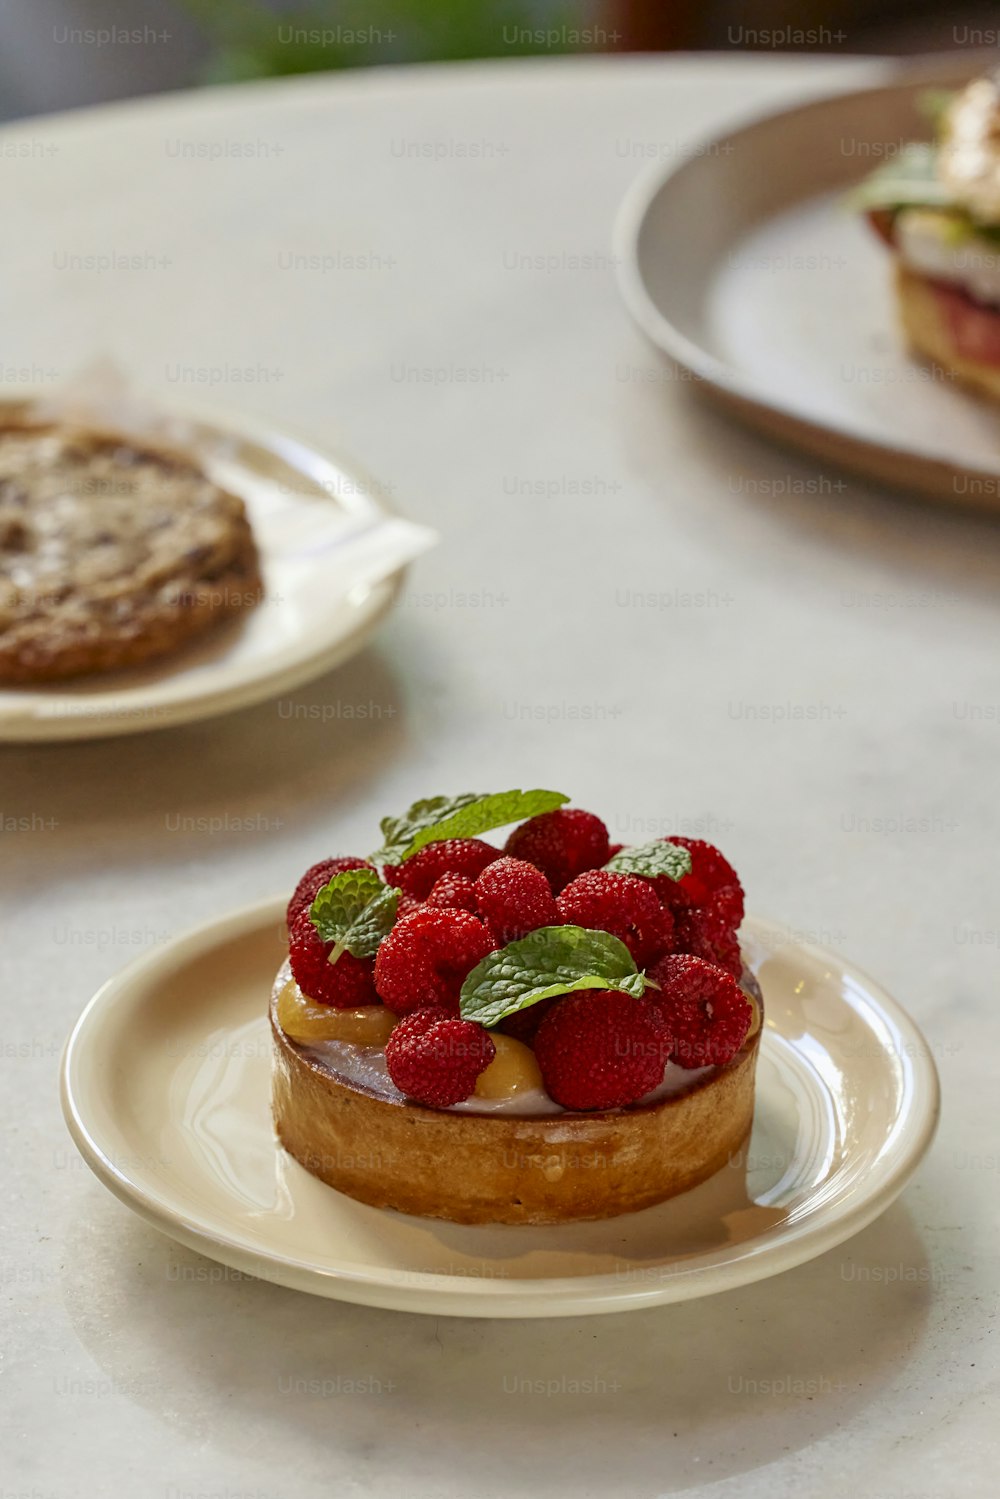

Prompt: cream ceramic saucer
[60,900,939,1318]
[615,57,1000,508]
[0,400,434,742]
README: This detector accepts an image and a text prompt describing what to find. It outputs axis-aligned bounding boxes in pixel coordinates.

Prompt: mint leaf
[372,793,483,865]
[373,788,568,865]
[459,925,645,1029]
[605,839,692,882]
[405,788,568,856]
[309,867,398,963]
[847,143,952,214]
[918,87,955,129]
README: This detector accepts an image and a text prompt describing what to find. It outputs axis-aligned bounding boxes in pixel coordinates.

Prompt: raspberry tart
[270,790,762,1225]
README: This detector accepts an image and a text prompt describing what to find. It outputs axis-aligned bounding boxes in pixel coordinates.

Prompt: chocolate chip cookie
[0,421,261,683]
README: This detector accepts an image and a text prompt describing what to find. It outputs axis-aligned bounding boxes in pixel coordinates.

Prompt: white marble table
[1,53,995,1499]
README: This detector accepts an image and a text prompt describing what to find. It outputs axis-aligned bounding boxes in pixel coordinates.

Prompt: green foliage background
[177,0,586,80]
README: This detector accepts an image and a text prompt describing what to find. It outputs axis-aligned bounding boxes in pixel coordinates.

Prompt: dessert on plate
[855,73,1000,400]
[271,789,762,1225]
[0,419,261,682]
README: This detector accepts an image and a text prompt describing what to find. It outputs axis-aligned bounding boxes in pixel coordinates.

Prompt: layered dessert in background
[855,73,1000,398]
[270,788,762,1225]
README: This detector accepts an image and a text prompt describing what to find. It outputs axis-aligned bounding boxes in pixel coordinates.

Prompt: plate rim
[60,896,941,1317]
[0,396,420,742]
[613,59,1000,505]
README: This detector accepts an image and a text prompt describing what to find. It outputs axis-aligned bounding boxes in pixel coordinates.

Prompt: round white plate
[0,401,433,741]
[60,899,939,1318]
[615,58,1000,507]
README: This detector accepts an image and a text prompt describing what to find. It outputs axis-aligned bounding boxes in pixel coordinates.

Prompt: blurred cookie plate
[0,398,433,741]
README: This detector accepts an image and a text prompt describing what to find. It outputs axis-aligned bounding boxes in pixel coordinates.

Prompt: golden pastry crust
[270,969,761,1226]
[895,263,1000,403]
[0,420,261,682]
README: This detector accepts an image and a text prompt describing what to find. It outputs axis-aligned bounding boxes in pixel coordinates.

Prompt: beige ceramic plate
[615,59,1000,507]
[60,899,939,1318]
[0,400,434,742]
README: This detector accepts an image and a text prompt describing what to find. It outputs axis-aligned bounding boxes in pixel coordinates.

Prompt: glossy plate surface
[61,900,939,1318]
[615,60,1000,506]
[0,400,433,741]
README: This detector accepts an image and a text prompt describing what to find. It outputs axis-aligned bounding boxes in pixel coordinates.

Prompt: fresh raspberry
[396,892,424,920]
[533,990,669,1110]
[385,839,500,899]
[705,883,743,929]
[475,857,558,943]
[647,954,752,1069]
[286,856,370,928]
[387,1005,442,1039]
[556,869,674,967]
[504,808,610,894]
[425,873,480,914]
[672,892,743,978]
[287,909,378,1008]
[651,837,745,921]
[385,1007,496,1107]
[374,907,495,1015]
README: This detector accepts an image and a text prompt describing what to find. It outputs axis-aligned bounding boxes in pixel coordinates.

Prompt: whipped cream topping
[939,77,1000,224]
[896,208,1000,309]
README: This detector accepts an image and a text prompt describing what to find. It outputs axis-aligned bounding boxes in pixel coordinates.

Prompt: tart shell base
[895,264,1000,404]
[270,990,761,1226]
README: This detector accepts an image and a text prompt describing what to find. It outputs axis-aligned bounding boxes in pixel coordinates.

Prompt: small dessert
[854,75,1000,399]
[0,419,261,682]
[270,790,762,1225]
